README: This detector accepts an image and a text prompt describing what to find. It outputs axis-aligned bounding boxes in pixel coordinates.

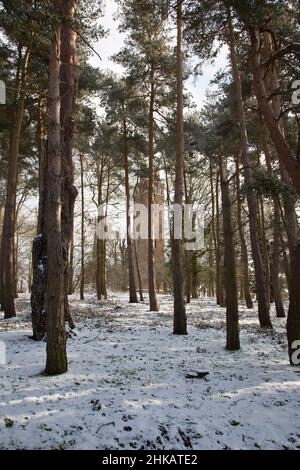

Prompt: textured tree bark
[172,0,187,334]
[45,22,67,376]
[235,151,253,308]
[123,115,138,303]
[227,11,272,328]
[218,155,240,350]
[80,153,85,301]
[147,61,159,312]
[60,0,78,328]
[1,46,30,318]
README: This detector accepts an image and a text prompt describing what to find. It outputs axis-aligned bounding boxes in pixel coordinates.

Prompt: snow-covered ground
[0,293,299,450]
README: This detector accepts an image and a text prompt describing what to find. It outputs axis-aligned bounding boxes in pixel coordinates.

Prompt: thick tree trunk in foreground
[60,0,78,328]
[219,156,240,351]
[227,11,272,328]
[172,0,187,335]
[45,24,67,376]
[1,47,30,318]
[123,115,138,303]
[147,62,159,312]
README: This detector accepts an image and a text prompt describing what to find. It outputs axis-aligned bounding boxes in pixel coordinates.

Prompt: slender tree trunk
[280,231,290,293]
[45,22,67,376]
[80,153,85,300]
[173,0,187,334]
[271,197,285,317]
[68,232,74,295]
[101,166,110,299]
[1,46,30,318]
[96,157,104,300]
[191,251,198,299]
[183,164,191,304]
[215,172,224,306]
[264,139,285,317]
[123,115,138,303]
[209,158,221,304]
[227,10,272,328]
[235,151,253,308]
[219,155,240,350]
[258,196,271,308]
[148,62,159,312]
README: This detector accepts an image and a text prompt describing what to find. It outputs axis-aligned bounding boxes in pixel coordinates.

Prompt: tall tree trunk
[215,172,224,306]
[45,22,67,376]
[96,157,104,300]
[258,196,271,308]
[227,10,272,328]
[123,114,138,303]
[248,28,300,361]
[80,153,85,300]
[100,166,110,299]
[68,232,74,295]
[209,158,221,304]
[1,46,30,318]
[280,231,290,293]
[271,197,285,317]
[219,155,240,350]
[264,139,285,317]
[173,0,187,334]
[147,61,159,312]
[60,0,78,328]
[261,31,297,285]
[183,164,191,304]
[235,150,253,308]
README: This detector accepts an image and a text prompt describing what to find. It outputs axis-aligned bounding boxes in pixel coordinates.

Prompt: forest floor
[0,292,300,450]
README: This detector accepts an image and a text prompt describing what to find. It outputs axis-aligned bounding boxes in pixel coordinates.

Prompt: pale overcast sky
[89,0,229,110]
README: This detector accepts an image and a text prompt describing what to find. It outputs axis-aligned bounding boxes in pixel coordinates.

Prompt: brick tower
[134,177,165,292]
